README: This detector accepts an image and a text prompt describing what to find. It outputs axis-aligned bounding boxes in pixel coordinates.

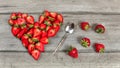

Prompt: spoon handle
[52,33,68,55]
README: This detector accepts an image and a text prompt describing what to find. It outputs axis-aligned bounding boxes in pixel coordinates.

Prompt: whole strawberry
[80,22,90,31]
[68,46,78,58]
[95,24,105,33]
[80,37,91,47]
[94,43,105,53]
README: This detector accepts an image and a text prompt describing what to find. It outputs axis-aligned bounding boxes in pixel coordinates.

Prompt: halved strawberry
[17,18,26,26]
[10,13,17,20]
[40,23,46,30]
[57,14,63,23]
[43,10,50,17]
[80,37,91,48]
[50,12,57,18]
[32,36,40,43]
[41,30,47,37]
[22,38,29,48]
[8,19,14,26]
[26,23,34,28]
[17,28,28,39]
[26,16,34,24]
[26,28,34,37]
[47,28,56,37]
[33,28,42,37]
[21,34,29,41]
[11,26,21,36]
[40,37,49,44]
[28,44,35,54]
[46,26,52,31]
[39,15,45,24]
[28,38,35,44]
[31,49,40,60]
[53,24,60,32]
[35,42,44,52]
[34,22,40,29]
[17,12,22,18]
[54,20,61,26]
[22,13,28,19]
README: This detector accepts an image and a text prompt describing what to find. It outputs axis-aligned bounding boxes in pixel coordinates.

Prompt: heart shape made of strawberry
[8,10,63,60]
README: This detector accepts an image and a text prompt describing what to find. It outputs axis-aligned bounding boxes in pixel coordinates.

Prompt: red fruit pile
[8,10,63,60]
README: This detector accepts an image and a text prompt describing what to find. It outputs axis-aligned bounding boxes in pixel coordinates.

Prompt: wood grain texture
[0,0,120,14]
[0,52,120,68]
[0,14,120,52]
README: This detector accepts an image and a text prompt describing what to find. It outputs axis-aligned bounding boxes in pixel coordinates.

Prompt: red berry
[31,50,41,60]
[80,37,91,47]
[95,24,105,33]
[94,43,105,53]
[68,46,78,58]
[80,22,90,31]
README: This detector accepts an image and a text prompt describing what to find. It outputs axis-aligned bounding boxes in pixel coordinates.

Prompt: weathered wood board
[0,0,120,68]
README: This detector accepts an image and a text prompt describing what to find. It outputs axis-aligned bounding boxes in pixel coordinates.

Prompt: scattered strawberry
[95,24,105,33]
[68,46,78,58]
[80,37,91,47]
[31,50,40,60]
[94,43,105,53]
[80,22,90,31]
[35,42,44,52]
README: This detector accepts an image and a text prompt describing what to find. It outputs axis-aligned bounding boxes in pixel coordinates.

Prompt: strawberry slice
[57,14,63,23]
[31,50,40,60]
[17,28,28,39]
[40,37,49,44]
[40,23,46,30]
[26,16,34,24]
[34,22,40,29]
[11,26,21,36]
[26,28,34,37]
[47,28,56,37]
[22,38,29,48]
[35,42,44,52]
[17,18,26,26]
[41,30,47,37]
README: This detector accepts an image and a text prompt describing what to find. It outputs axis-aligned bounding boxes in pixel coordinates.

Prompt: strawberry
[21,34,29,41]
[94,43,105,53]
[34,22,40,29]
[43,10,50,17]
[40,23,46,30]
[46,26,52,31]
[13,20,19,27]
[40,37,49,44]
[17,28,28,39]
[47,28,56,37]
[11,26,21,36]
[28,38,35,44]
[41,30,47,37]
[50,12,57,18]
[10,13,17,20]
[22,13,28,19]
[68,46,78,58]
[17,18,26,26]
[8,19,14,26]
[33,28,42,37]
[80,37,91,47]
[28,44,35,54]
[54,20,61,26]
[39,15,45,24]
[26,23,34,28]
[26,16,34,24]
[57,14,63,23]
[95,24,105,33]
[22,38,29,48]
[35,42,44,52]
[80,22,90,31]
[31,49,40,60]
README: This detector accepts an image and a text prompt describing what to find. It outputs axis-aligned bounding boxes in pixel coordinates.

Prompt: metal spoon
[52,23,75,55]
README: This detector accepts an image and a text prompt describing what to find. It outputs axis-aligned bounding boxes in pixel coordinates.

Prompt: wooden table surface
[0,0,120,68]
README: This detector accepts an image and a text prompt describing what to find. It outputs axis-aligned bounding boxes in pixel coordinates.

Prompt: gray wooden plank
[0,52,120,68]
[0,0,120,14]
[0,14,120,52]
